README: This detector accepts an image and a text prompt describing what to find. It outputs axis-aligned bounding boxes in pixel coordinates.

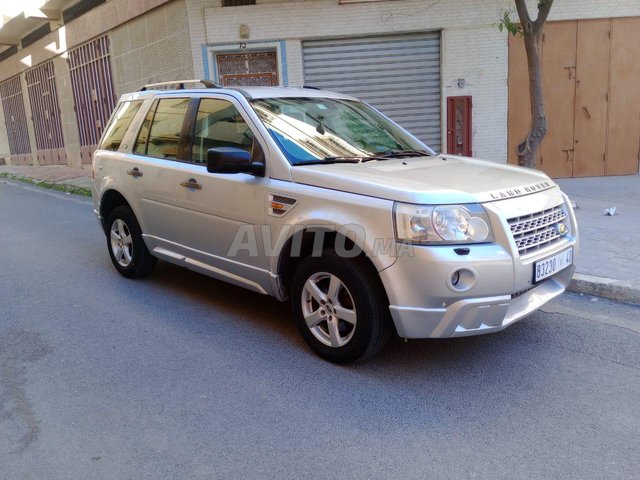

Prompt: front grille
[508,205,567,256]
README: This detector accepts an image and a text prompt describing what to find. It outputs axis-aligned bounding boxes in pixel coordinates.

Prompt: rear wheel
[291,252,390,363]
[106,206,156,278]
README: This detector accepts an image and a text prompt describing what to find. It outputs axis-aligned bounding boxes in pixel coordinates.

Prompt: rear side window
[99,100,143,151]
[134,98,190,159]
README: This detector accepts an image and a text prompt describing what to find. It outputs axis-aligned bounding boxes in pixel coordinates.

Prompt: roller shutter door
[303,32,441,150]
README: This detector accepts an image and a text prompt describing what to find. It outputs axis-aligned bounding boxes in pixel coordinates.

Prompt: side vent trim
[268,193,298,217]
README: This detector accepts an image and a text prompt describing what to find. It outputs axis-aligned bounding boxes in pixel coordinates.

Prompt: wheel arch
[99,189,134,234]
[274,227,391,306]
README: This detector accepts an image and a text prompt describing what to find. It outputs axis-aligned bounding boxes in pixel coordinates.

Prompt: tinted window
[133,100,156,155]
[99,100,143,151]
[135,98,190,159]
[192,99,254,164]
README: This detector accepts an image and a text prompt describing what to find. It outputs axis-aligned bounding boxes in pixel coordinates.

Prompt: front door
[168,95,269,292]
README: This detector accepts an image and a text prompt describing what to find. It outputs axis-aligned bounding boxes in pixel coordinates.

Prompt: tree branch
[514,0,532,32]
[533,0,554,32]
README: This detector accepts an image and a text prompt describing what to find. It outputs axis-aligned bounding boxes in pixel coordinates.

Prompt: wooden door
[607,17,640,175]
[539,21,577,178]
[573,19,610,177]
[509,17,640,177]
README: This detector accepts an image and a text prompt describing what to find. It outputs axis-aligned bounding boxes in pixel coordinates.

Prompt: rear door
[120,96,191,241]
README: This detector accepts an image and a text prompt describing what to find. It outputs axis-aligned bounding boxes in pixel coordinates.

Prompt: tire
[106,206,156,278]
[291,251,391,363]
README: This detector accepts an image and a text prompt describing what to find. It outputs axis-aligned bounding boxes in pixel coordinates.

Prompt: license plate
[534,247,573,283]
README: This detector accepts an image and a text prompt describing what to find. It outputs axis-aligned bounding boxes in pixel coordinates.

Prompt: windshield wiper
[295,156,365,166]
[366,149,432,160]
[295,150,432,166]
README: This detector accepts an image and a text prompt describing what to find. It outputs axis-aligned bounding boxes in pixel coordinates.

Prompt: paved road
[1,180,639,480]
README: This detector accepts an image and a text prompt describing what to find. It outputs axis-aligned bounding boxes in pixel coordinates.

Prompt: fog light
[447,268,477,293]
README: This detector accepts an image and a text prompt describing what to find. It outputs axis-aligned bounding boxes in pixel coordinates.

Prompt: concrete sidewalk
[557,175,640,304]
[0,164,93,192]
[1,164,639,304]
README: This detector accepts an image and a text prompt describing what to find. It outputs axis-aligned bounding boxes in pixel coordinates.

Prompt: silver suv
[92,80,578,363]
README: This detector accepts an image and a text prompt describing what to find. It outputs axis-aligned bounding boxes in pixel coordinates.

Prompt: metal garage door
[25,60,66,165]
[68,35,117,164]
[0,76,32,165]
[303,32,441,150]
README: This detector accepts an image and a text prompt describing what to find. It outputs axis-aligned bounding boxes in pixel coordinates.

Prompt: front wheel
[291,252,391,363]
[106,206,156,278]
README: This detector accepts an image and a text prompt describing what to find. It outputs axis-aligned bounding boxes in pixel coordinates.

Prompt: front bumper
[387,265,574,338]
[380,188,578,339]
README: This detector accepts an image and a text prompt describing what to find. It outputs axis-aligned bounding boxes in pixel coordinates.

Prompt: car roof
[118,86,357,103]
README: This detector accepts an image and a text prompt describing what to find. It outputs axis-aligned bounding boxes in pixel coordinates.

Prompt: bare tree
[500,0,554,169]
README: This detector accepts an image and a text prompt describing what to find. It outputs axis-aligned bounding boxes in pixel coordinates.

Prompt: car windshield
[249,97,433,165]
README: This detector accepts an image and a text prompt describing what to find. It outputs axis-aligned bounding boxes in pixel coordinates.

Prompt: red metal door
[68,35,116,164]
[447,96,472,156]
[25,60,66,165]
[0,76,32,165]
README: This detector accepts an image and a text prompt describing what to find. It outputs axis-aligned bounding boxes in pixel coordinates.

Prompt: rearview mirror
[206,147,265,176]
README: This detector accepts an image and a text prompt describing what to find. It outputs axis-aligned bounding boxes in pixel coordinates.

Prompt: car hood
[290,155,556,204]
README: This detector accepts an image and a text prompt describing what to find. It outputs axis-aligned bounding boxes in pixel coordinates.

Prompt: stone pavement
[1,164,638,304]
[557,175,640,304]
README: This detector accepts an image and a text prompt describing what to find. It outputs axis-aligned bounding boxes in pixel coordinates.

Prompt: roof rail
[139,79,222,91]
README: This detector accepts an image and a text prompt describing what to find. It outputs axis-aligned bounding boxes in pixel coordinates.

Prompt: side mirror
[206,147,265,176]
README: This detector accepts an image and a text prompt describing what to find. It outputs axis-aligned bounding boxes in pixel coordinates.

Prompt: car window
[134,98,190,159]
[99,100,143,151]
[250,97,429,165]
[192,98,254,164]
[133,100,156,155]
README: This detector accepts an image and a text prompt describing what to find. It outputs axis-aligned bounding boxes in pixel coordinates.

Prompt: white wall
[110,0,195,96]
[185,0,640,163]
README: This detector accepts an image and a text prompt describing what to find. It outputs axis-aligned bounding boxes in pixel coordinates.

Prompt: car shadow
[126,261,588,434]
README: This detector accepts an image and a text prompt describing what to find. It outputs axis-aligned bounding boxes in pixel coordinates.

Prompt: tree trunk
[514,0,554,169]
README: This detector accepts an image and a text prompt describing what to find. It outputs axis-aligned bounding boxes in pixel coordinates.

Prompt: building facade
[1,0,639,177]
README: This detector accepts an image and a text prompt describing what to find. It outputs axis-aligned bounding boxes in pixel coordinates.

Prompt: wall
[53,56,82,166]
[185,0,640,163]
[185,0,515,162]
[0,0,180,166]
[110,0,195,96]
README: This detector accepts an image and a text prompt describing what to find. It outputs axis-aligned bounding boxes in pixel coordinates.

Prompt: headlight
[394,203,493,244]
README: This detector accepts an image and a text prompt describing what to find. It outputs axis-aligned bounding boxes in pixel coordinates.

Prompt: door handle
[180,178,202,190]
[126,168,143,177]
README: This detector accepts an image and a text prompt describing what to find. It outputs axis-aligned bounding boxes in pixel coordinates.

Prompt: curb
[568,273,640,305]
[0,173,92,197]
